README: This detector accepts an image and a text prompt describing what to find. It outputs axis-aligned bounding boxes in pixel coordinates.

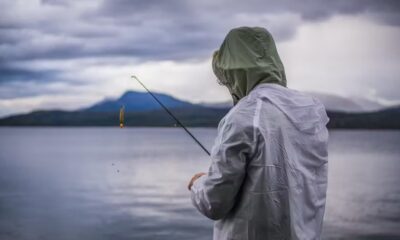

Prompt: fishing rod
[130,75,211,156]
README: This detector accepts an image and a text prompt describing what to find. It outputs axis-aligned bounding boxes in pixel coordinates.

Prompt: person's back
[189,27,329,240]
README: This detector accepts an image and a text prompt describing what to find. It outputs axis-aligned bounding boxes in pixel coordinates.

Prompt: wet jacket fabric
[191,84,329,239]
[191,27,329,239]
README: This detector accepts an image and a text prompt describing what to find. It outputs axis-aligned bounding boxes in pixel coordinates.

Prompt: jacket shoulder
[224,96,258,129]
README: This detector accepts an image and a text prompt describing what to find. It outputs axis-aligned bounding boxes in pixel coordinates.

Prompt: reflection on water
[0,128,399,239]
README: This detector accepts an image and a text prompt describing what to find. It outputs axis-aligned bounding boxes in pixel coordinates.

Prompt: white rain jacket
[191,83,329,240]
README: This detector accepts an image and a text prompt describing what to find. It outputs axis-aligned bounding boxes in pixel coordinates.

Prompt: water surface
[0,128,399,239]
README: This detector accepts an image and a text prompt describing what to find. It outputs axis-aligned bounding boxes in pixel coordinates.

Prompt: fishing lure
[119,105,125,128]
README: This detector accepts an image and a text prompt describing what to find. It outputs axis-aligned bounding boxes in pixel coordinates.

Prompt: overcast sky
[0,0,400,117]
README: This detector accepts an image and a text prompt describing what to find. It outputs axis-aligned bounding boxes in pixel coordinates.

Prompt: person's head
[212,27,286,105]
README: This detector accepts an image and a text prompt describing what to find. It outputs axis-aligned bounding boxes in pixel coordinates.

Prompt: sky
[0,0,400,117]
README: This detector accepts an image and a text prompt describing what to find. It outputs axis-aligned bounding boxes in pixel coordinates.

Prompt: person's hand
[188,172,206,191]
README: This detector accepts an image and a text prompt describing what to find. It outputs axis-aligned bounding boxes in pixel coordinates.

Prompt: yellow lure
[119,106,125,128]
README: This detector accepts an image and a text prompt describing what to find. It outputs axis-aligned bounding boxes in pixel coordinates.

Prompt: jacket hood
[212,27,286,104]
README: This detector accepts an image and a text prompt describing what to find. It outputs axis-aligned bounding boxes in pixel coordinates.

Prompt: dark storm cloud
[1,0,399,63]
[0,61,89,99]
[41,0,69,7]
[0,0,400,101]
[0,65,59,84]
[99,0,188,16]
[210,0,400,24]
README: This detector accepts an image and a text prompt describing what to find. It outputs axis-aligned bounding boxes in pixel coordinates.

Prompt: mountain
[0,91,399,129]
[85,91,195,112]
[204,92,386,113]
[308,92,384,112]
[326,106,400,129]
[200,101,233,109]
[0,108,228,127]
[0,91,226,127]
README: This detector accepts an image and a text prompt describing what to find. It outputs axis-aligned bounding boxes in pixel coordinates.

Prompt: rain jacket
[191,27,329,240]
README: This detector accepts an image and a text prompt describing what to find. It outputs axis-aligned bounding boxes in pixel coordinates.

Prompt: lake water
[0,128,399,240]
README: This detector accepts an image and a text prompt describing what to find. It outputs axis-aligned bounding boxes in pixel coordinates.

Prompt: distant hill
[85,91,195,112]
[199,101,233,109]
[308,92,384,112]
[204,92,387,113]
[0,108,227,127]
[326,106,400,129]
[0,91,399,129]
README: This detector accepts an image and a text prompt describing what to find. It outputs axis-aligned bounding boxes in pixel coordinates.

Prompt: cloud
[0,65,59,84]
[0,0,400,117]
[1,0,399,63]
[280,14,400,104]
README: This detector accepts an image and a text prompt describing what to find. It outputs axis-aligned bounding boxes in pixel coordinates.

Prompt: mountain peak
[120,90,147,98]
[85,91,194,112]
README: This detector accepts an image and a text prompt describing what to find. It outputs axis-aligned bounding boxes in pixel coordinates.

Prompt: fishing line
[130,75,211,156]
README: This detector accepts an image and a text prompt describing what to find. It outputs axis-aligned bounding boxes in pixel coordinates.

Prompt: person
[188,27,329,240]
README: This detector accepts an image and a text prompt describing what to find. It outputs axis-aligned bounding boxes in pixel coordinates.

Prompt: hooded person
[188,27,329,240]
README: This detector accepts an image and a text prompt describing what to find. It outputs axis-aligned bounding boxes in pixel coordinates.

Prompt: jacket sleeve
[190,118,255,220]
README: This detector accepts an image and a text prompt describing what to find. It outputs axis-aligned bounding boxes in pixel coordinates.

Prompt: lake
[0,128,399,240]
